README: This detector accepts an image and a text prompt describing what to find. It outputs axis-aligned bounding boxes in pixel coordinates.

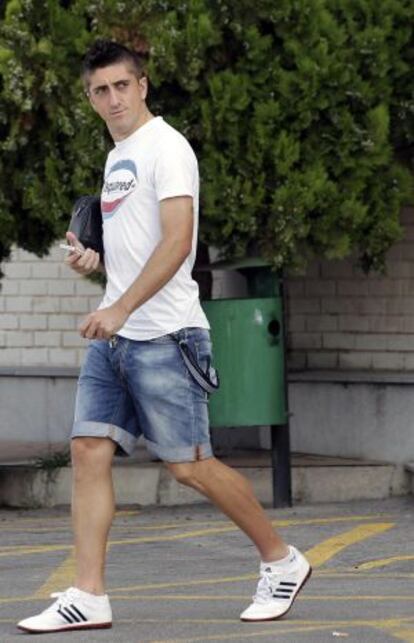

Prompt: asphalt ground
[0,497,413,642]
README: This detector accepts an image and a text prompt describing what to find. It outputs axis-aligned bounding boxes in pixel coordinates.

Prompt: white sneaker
[240,546,311,622]
[17,587,112,633]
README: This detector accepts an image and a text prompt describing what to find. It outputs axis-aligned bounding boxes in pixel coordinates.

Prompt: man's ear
[139,76,148,100]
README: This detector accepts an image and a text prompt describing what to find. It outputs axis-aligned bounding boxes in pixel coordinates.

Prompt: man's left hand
[79,303,129,340]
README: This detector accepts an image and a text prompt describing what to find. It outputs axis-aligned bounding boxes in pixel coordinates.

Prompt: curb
[0,455,411,508]
[405,462,414,494]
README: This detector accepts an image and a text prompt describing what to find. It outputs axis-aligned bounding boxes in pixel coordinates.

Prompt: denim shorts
[72,327,214,463]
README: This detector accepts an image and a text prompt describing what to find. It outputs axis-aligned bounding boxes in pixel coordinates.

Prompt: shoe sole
[240,565,312,622]
[18,622,112,633]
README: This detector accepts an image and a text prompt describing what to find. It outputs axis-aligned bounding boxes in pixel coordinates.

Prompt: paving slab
[0,497,413,641]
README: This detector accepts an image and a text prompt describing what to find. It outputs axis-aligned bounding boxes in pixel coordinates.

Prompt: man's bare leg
[166,457,289,562]
[71,437,116,594]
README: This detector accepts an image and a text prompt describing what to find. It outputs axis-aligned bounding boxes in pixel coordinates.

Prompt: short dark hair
[82,39,147,86]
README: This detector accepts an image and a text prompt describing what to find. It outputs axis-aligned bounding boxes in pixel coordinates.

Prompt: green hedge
[0,0,413,276]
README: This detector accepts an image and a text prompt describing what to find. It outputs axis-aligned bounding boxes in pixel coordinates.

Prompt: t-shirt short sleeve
[154,136,198,202]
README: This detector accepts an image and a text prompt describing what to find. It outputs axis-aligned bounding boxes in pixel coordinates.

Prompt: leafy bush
[0,0,413,276]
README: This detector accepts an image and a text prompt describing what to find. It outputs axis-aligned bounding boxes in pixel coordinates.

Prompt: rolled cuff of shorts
[71,421,136,456]
[144,436,213,463]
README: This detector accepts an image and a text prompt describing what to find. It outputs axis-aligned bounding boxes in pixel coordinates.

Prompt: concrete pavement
[0,497,413,641]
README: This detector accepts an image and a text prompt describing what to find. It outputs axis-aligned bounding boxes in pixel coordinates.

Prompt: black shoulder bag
[68,196,104,257]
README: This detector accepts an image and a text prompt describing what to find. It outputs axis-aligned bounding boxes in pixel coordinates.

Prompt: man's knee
[166,462,195,486]
[166,458,215,488]
[71,437,115,471]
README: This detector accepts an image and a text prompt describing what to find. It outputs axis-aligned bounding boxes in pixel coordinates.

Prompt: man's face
[86,62,148,141]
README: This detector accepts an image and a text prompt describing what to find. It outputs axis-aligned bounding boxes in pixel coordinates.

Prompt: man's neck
[110,110,155,142]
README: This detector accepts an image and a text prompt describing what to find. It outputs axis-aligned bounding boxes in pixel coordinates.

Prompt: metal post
[271,272,292,507]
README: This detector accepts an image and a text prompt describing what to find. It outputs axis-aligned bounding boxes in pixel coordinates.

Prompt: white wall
[0,243,103,367]
[2,208,414,371]
[285,206,414,371]
[288,374,414,463]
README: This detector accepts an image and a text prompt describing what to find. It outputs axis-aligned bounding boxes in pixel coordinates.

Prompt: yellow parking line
[149,618,414,643]
[0,526,242,558]
[33,543,112,599]
[149,624,352,642]
[3,617,414,643]
[0,596,41,605]
[0,544,72,557]
[33,549,75,599]
[3,592,413,605]
[0,512,391,533]
[114,510,140,516]
[108,569,414,594]
[317,567,414,576]
[318,571,414,579]
[373,620,414,643]
[110,568,412,593]
[302,594,414,602]
[111,575,257,593]
[357,555,414,570]
[108,593,414,602]
[0,543,70,552]
[1,520,399,614]
[28,520,395,599]
[110,521,397,555]
[0,619,391,641]
[0,525,247,559]
[381,627,414,643]
[2,518,341,558]
[305,523,394,568]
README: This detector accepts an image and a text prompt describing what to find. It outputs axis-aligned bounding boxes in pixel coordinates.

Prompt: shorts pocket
[186,330,212,368]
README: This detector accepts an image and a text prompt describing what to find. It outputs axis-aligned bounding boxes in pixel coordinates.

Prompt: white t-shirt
[99,116,209,340]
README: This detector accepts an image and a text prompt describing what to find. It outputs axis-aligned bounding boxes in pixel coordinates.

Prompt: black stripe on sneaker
[57,608,75,624]
[70,604,88,622]
[279,582,297,586]
[274,593,293,597]
[272,594,291,599]
[63,607,81,623]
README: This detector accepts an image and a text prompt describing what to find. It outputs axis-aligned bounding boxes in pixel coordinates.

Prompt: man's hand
[79,302,129,340]
[64,231,100,275]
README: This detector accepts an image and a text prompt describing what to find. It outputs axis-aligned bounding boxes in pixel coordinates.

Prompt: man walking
[18,40,311,634]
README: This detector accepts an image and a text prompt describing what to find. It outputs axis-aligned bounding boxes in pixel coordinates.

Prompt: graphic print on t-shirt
[101,159,137,219]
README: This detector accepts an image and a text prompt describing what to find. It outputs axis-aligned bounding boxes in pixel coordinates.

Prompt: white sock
[261,546,296,569]
[73,587,107,601]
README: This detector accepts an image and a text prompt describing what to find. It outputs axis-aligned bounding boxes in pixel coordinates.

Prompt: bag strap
[172,337,219,394]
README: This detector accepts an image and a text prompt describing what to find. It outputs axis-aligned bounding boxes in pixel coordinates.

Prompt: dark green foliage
[0,0,106,272]
[0,0,413,277]
[35,448,70,470]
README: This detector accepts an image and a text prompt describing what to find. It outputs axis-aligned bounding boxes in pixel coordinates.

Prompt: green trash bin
[203,297,287,427]
[199,260,292,507]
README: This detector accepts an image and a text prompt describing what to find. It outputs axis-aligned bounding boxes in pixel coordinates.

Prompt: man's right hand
[64,231,101,275]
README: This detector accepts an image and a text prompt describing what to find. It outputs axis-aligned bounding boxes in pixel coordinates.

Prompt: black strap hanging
[171,337,220,394]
